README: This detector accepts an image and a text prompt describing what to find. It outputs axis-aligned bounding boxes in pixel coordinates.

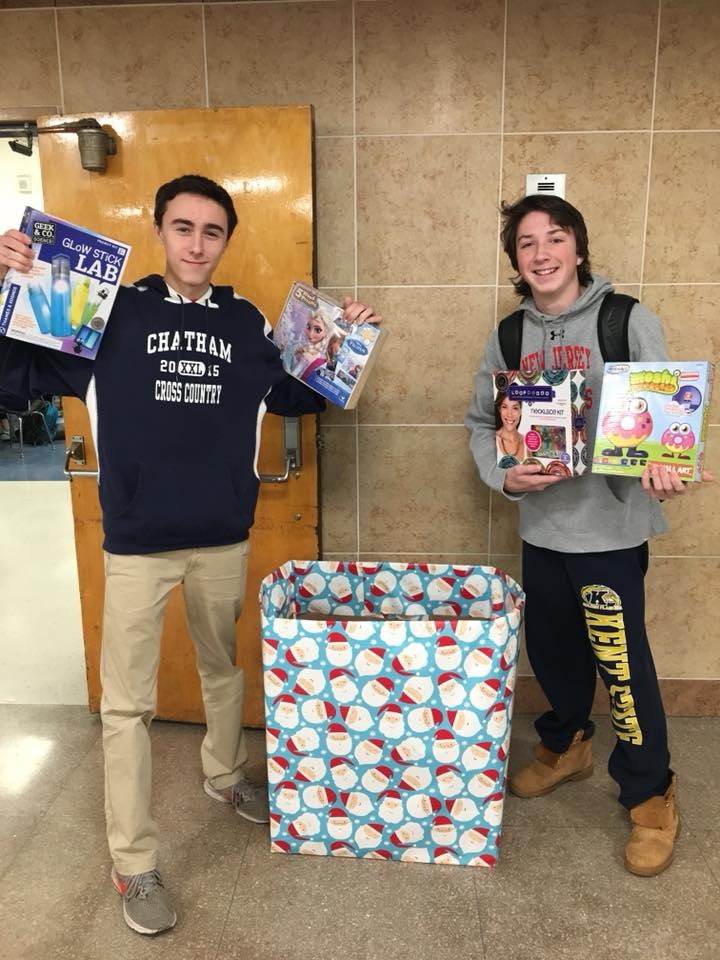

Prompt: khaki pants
[100,540,250,875]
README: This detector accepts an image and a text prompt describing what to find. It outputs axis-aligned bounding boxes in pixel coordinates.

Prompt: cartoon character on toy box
[493,369,588,478]
[0,206,131,359]
[592,361,714,481]
[260,560,526,868]
[274,282,387,410]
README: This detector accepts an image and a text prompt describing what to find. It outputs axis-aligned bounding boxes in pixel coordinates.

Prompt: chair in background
[6,402,56,458]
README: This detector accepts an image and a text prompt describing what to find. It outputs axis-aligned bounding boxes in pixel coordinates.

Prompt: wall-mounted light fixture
[0,118,117,172]
[8,123,34,157]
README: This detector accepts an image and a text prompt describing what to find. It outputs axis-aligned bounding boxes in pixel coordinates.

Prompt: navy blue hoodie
[0,274,325,554]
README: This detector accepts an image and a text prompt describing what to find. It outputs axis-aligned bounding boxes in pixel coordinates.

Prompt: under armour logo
[549,329,565,341]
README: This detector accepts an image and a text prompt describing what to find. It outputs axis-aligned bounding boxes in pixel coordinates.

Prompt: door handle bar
[259,417,302,484]
[64,435,99,479]
[258,456,292,484]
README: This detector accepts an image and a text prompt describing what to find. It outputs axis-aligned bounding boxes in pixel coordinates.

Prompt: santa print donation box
[260,560,525,868]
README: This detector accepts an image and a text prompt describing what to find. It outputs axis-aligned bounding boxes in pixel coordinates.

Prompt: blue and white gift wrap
[260,560,525,868]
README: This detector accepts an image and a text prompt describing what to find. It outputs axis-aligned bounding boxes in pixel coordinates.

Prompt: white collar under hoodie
[465,274,669,553]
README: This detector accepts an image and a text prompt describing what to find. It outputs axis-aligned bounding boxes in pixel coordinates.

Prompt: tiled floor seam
[687,831,720,891]
[0,814,41,884]
[40,727,103,821]
[212,831,251,960]
[472,870,491,960]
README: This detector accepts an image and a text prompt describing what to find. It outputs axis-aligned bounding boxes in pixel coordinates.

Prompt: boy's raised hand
[642,463,714,500]
[0,230,34,280]
[342,296,382,326]
[502,462,568,494]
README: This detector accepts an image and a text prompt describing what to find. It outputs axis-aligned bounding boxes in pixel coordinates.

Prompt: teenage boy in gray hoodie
[465,193,709,877]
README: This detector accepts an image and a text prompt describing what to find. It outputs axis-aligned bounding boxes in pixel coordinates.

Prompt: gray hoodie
[465,274,668,553]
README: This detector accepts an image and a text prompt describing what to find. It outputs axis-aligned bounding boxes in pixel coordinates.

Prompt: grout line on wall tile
[354,132,503,140]
[651,554,720,560]
[53,8,66,115]
[351,283,500,290]
[37,3,197,10]
[639,0,663,292]
[352,0,361,559]
[333,129,720,138]
[326,281,720,290]
[652,129,720,134]
[201,4,210,108]
[487,0,511,563]
[203,1,337,6]
[494,0,509,326]
[353,423,466,428]
[37,2,334,11]
[503,128,652,136]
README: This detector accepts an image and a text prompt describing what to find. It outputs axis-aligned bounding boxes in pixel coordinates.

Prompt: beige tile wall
[0,0,717,687]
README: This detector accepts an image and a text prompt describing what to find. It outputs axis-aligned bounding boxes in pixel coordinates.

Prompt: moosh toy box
[592,361,713,481]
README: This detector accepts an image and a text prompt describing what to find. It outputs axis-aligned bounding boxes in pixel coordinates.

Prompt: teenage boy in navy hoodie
[0,174,381,936]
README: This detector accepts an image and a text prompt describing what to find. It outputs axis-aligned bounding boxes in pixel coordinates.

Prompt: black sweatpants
[522,541,671,809]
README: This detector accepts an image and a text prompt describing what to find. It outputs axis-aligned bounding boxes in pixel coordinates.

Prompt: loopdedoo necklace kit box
[0,206,131,360]
[492,369,588,478]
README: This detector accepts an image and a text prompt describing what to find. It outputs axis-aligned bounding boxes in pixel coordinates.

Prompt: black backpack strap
[597,292,637,363]
[497,310,524,369]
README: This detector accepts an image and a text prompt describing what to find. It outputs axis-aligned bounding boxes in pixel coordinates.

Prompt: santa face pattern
[260,560,525,869]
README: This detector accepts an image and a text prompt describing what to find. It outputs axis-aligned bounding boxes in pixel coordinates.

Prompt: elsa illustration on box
[284,310,341,382]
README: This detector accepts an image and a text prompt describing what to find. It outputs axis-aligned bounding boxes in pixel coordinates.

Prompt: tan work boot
[508,730,593,798]
[624,774,680,877]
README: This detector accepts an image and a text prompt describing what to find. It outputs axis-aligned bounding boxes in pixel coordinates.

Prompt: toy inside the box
[493,369,588,477]
[260,560,525,868]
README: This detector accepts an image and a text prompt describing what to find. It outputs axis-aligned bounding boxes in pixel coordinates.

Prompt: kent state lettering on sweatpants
[522,542,670,808]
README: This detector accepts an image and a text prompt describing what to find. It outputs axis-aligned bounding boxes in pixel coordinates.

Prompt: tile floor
[0,434,66,481]
[1,706,718,960]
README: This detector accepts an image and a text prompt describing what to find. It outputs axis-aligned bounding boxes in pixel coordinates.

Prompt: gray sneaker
[204,772,270,823]
[111,867,177,935]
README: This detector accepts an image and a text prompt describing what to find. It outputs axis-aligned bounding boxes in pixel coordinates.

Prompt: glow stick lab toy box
[0,206,131,360]
[274,281,387,410]
[592,361,714,481]
[260,560,525,868]
[493,369,588,477]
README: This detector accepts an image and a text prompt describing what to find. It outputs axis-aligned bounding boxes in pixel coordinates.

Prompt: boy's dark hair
[154,174,238,238]
[500,194,592,297]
